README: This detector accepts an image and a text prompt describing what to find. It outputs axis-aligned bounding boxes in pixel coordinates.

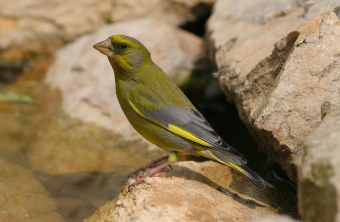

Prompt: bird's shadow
[158,163,298,218]
[159,164,268,209]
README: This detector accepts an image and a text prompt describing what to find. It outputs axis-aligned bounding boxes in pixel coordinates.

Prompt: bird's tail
[198,149,267,189]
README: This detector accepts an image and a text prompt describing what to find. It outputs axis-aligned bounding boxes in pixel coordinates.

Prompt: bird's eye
[118,43,128,50]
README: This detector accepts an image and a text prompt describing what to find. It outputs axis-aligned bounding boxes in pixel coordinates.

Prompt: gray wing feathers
[143,106,247,164]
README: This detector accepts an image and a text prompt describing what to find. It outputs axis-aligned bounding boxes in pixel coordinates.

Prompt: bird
[93,35,266,189]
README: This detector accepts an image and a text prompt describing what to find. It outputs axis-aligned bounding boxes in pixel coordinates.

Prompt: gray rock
[298,108,340,222]
[207,0,340,181]
[299,0,340,20]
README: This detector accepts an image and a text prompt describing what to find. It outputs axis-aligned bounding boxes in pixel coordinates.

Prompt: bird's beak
[93,38,114,57]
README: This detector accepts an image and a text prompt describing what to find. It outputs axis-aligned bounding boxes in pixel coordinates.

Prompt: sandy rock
[0,159,63,222]
[86,161,299,222]
[251,215,300,222]
[111,0,214,26]
[207,0,340,181]
[298,108,340,222]
[0,0,112,61]
[45,17,205,138]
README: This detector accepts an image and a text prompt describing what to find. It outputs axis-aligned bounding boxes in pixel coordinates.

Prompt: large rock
[111,0,214,26]
[298,108,340,222]
[207,0,340,181]
[45,17,205,141]
[0,159,63,222]
[85,161,295,222]
[0,0,112,62]
[251,215,300,222]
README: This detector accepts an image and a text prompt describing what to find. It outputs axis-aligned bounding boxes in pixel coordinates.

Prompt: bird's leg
[128,152,178,188]
[148,161,172,177]
[129,155,169,177]
[129,161,172,188]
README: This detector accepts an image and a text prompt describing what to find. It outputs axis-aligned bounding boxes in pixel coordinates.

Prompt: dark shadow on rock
[161,163,299,218]
[163,164,269,209]
[217,187,267,209]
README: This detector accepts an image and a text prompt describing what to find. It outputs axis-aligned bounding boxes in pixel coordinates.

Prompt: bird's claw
[128,155,169,177]
[128,161,172,190]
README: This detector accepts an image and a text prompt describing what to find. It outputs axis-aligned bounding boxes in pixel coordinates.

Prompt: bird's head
[93,35,151,73]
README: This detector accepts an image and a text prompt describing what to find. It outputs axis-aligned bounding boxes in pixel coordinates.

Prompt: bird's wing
[128,87,247,164]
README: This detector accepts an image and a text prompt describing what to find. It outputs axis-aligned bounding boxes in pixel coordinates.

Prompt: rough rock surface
[251,215,300,222]
[0,159,63,222]
[111,0,214,26]
[0,0,112,62]
[298,108,340,222]
[86,161,299,222]
[207,0,340,181]
[45,17,205,138]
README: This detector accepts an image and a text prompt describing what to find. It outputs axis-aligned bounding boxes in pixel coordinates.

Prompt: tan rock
[0,0,112,61]
[86,161,299,222]
[111,0,214,26]
[251,215,300,222]
[45,17,205,141]
[298,108,340,222]
[207,0,340,181]
[0,159,63,222]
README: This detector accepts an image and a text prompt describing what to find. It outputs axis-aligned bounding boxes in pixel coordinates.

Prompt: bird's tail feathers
[199,149,267,189]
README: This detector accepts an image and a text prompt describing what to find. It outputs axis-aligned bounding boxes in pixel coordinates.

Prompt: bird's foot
[128,161,172,189]
[128,155,169,177]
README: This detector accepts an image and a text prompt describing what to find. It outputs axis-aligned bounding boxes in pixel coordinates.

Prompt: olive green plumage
[93,35,266,189]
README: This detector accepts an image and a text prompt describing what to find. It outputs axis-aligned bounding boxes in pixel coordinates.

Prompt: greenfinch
[93,35,266,189]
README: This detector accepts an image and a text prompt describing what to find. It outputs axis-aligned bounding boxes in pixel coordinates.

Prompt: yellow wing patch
[129,100,146,118]
[128,100,211,147]
[227,162,245,174]
[168,124,211,147]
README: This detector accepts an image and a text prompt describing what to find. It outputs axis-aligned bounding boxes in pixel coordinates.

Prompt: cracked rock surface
[207,0,340,182]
